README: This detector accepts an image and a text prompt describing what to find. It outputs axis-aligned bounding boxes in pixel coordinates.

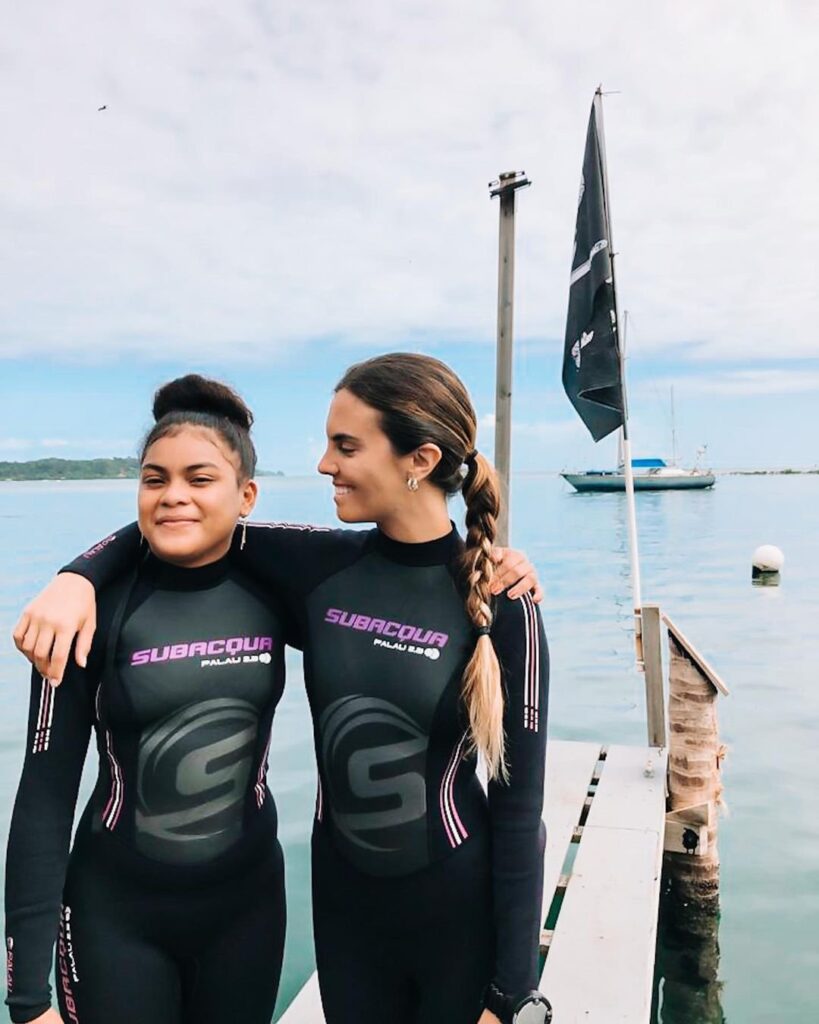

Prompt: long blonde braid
[459,451,506,781]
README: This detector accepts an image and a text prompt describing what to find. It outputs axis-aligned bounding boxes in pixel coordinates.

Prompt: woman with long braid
[13,354,550,1024]
[304,355,550,1024]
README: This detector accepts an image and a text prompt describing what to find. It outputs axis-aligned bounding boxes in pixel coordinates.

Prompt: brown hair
[336,353,507,780]
[141,374,257,480]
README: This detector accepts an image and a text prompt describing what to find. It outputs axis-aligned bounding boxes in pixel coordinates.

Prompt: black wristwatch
[485,983,553,1024]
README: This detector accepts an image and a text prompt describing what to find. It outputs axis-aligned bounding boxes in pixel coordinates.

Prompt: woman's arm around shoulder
[13,518,370,682]
[12,522,142,683]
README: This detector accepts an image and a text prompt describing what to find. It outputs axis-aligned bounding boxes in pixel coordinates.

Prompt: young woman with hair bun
[6,375,289,1024]
[12,355,549,1024]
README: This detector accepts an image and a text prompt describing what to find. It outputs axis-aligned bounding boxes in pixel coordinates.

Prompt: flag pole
[616,309,629,469]
[593,87,644,668]
[489,170,530,546]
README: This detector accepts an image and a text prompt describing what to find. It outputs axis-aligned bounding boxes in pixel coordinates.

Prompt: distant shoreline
[719,468,819,476]
[520,467,819,478]
[0,458,284,481]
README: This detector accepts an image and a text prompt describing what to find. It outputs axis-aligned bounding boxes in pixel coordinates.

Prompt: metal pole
[616,310,628,469]
[671,385,678,466]
[489,170,530,546]
[594,88,644,668]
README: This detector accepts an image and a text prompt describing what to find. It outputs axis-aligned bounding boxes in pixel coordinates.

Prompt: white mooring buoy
[752,544,784,586]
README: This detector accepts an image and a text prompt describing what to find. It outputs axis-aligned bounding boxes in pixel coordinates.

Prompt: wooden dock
[279,738,668,1024]
[539,740,667,1023]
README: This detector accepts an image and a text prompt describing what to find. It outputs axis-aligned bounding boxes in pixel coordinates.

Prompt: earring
[240,516,248,550]
[407,476,419,492]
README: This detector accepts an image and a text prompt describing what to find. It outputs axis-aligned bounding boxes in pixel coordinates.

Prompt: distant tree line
[0,458,141,480]
[0,458,285,481]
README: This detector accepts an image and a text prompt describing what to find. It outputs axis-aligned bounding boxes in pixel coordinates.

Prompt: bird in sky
[98,105,107,111]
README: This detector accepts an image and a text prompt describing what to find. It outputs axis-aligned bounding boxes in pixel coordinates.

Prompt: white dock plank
[541,740,602,919]
[540,745,668,1024]
[583,745,666,831]
[278,973,323,1023]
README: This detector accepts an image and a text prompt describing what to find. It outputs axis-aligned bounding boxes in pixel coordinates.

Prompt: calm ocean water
[0,474,816,1023]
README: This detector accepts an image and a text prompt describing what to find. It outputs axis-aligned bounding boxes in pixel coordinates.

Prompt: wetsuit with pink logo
[5,553,288,1024]
[47,520,548,1024]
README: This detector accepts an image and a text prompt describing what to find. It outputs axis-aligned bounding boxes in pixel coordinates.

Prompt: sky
[1,1,818,472]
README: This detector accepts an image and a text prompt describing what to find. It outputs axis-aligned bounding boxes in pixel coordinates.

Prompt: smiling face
[138,426,257,567]
[317,388,413,525]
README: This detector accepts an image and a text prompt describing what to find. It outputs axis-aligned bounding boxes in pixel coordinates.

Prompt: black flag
[562,98,625,442]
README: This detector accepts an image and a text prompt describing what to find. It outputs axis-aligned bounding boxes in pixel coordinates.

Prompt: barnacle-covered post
[658,613,729,1023]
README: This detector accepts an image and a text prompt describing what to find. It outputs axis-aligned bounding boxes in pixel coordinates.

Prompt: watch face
[514,998,551,1024]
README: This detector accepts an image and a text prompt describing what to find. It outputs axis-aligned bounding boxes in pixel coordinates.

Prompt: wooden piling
[655,613,728,1022]
[662,613,728,917]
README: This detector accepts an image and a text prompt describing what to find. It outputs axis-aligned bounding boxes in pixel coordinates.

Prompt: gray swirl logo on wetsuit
[319,695,429,873]
[135,698,258,865]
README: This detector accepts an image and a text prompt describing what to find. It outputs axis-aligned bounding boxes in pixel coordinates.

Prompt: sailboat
[562,458,715,492]
[562,386,716,492]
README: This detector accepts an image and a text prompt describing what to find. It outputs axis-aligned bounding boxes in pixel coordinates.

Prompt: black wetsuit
[54,521,549,1024]
[5,555,288,1024]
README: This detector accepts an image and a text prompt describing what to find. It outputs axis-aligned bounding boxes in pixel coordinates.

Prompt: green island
[0,459,283,481]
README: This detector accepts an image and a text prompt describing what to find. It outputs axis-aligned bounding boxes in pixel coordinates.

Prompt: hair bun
[152,374,254,431]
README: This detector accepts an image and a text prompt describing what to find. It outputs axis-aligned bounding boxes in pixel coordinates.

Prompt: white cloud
[1,2,817,363]
[513,420,583,442]
[478,411,584,445]
[0,437,134,455]
[636,368,819,399]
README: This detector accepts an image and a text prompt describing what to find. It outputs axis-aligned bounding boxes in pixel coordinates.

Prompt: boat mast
[489,170,530,546]
[594,87,644,667]
[670,385,678,466]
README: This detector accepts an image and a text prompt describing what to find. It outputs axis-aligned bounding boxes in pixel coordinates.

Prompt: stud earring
[240,516,248,550]
[407,476,419,492]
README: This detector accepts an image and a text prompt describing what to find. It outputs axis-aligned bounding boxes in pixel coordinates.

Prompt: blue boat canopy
[631,458,666,468]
